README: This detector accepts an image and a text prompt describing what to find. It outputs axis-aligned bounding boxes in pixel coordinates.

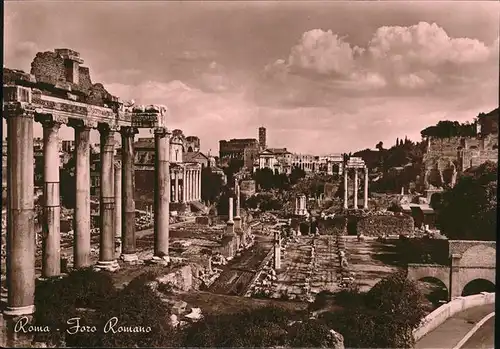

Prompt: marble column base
[120,253,139,263]
[148,255,170,265]
[94,260,120,272]
[3,305,35,317]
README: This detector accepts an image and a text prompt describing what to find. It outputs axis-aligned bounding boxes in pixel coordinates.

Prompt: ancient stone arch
[407,240,496,300]
[461,278,496,296]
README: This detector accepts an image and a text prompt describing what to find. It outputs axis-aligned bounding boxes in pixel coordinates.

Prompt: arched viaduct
[407,240,496,300]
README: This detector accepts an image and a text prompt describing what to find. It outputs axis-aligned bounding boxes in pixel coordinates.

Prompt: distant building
[258,126,267,151]
[255,148,293,174]
[219,138,259,170]
[422,108,498,190]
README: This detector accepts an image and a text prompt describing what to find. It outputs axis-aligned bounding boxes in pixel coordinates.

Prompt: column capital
[67,118,97,130]
[36,114,67,128]
[153,127,171,137]
[98,123,120,134]
[120,126,139,137]
[2,102,35,119]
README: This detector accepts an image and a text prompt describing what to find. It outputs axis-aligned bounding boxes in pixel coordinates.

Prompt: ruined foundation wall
[357,214,414,237]
[319,216,347,235]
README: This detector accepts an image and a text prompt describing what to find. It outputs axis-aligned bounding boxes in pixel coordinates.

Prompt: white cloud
[288,29,362,76]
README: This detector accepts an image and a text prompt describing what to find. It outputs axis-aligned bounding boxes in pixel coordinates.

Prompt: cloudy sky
[4,1,499,154]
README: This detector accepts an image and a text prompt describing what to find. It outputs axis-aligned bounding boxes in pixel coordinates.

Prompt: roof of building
[184,151,209,162]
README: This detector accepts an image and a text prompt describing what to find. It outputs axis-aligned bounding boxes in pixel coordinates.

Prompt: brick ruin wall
[422,135,498,187]
[12,50,116,107]
[357,214,414,237]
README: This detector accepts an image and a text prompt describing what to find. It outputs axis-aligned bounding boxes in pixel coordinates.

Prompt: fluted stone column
[95,127,119,272]
[343,169,348,209]
[226,197,234,235]
[41,118,62,278]
[294,196,298,215]
[274,230,281,270]
[353,169,358,210]
[185,170,190,202]
[174,172,179,203]
[191,170,195,202]
[364,166,369,209]
[114,161,122,254]
[182,168,187,203]
[121,127,138,262]
[234,183,241,230]
[153,127,170,262]
[198,169,202,201]
[4,105,36,317]
[73,125,91,268]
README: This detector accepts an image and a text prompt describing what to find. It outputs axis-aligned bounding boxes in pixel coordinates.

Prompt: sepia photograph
[1,1,498,348]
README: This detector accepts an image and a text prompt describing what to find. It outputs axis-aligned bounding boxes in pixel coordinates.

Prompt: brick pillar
[73,124,92,268]
[153,127,170,263]
[95,126,119,272]
[41,118,62,278]
[4,105,36,317]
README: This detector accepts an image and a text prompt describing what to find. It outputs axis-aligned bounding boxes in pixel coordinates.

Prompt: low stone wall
[357,214,414,237]
[413,292,495,341]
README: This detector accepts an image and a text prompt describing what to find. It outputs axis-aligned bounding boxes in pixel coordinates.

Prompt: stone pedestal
[41,119,61,277]
[120,127,138,262]
[153,128,171,262]
[4,107,36,317]
[95,127,119,272]
[73,125,91,268]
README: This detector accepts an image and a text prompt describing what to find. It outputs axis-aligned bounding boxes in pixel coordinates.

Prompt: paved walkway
[415,304,495,349]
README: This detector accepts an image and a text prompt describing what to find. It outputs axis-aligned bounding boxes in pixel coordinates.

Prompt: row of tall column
[343,166,369,210]
[172,168,201,203]
[3,103,173,317]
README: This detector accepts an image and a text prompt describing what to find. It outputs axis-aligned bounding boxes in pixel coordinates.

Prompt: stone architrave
[73,124,92,268]
[4,105,36,317]
[153,127,171,263]
[120,126,138,263]
[40,117,62,278]
[95,126,120,272]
